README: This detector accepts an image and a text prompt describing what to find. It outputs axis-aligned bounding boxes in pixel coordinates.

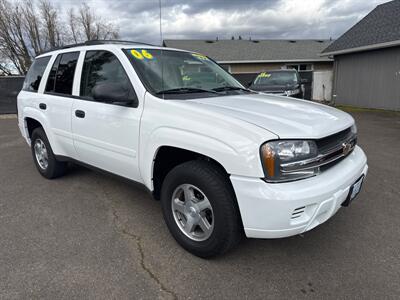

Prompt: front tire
[31,127,67,179]
[161,160,242,258]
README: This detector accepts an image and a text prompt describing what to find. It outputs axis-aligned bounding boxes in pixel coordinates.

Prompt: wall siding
[333,46,400,110]
[229,61,333,74]
[230,63,283,74]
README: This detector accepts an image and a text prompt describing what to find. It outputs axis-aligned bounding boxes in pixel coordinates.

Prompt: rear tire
[31,127,67,179]
[161,160,242,258]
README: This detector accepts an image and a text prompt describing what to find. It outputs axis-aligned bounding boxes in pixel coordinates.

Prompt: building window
[286,64,313,71]
[219,64,231,73]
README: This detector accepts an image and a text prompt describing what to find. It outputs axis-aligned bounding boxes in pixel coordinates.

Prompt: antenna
[159,0,164,99]
[159,0,163,46]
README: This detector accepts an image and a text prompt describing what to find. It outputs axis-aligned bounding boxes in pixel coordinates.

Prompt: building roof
[322,0,400,56]
[163,39,333,63]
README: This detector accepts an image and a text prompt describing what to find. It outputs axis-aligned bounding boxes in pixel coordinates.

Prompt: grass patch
[335,105,400,115]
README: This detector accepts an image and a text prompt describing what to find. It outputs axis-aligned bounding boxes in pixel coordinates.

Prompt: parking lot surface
[0,111,399,299]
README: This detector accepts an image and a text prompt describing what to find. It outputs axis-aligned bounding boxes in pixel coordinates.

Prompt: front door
[71,50,143,182]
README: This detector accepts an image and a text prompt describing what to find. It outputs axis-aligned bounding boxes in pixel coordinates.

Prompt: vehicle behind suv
[17,40,368,258]
[249,69,304,98]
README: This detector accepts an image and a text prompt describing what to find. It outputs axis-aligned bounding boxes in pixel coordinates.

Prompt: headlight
[260,140,319,182]
[351,123,357,135]
[285,89,300,96]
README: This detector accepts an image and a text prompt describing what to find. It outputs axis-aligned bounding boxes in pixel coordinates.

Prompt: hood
[188,93,354,139]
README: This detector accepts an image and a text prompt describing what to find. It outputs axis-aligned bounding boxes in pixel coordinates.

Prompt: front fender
[140,126,264,190]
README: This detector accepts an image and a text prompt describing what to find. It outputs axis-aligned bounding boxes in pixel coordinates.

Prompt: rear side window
[45,55,61,93]
[45,52,79,95]
[22,56,51,92]
[80,50,135,101]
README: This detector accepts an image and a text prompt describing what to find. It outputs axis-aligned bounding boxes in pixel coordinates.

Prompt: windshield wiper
[212,86,252,93]
[156,87,219,95]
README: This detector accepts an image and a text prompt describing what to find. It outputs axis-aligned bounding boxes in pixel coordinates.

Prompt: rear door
[43,51,80,158]
[22,52,80,158]
[71,49,143,182]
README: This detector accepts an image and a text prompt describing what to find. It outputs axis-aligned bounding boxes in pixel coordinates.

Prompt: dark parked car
[249,69,304,98]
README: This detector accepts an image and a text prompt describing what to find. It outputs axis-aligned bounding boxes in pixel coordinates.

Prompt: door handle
[39,103,46,110]
[75,110,85,118]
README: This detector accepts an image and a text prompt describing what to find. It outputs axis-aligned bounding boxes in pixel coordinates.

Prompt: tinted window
[80,50,135,102]
[22,56,51,92]
[45,52,79,95]
[45,55,61,92]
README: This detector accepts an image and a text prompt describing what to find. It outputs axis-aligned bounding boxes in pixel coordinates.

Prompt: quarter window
[22,56,51,92]
[45,52,79,95]
[80,50,136,103]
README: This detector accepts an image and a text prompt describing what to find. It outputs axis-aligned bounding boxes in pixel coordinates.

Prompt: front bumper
[231,145,368,238]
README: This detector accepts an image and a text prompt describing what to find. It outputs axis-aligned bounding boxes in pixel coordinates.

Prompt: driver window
[80,50,136,103]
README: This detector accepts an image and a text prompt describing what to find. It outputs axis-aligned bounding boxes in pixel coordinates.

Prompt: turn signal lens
[261,144,275,177]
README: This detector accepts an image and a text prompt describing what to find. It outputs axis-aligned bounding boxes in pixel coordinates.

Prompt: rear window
[22,56,51,92]
[45,52,79,95]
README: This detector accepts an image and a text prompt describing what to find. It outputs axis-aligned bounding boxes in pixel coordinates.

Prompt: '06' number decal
[131,49,153,60]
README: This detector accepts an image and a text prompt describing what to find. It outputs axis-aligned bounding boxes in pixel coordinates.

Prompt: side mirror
[92,82,138,107]
[301,78,307,84]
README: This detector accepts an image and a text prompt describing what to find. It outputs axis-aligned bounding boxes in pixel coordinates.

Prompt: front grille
[280,126,357,174]
[320,156,346,172]
[316,127,352,153]
[315,127,357,171]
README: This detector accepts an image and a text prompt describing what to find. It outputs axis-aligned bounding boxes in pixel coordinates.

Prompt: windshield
[124,49,244,97]
[252,71,299,86]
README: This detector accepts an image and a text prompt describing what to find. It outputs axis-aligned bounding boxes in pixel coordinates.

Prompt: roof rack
[84,40,157,47]
[39,39,158,55]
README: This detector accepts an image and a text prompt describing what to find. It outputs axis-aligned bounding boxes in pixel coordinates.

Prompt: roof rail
[83,39,157,47]
[39,39,158,55]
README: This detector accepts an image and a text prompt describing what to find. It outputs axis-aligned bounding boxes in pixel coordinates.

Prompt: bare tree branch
[68,8,80,44]
[22,0,43,55]
[0,0,119,75]
[79,3,95,40]
[39,0,61,49]
[77,3,119,41]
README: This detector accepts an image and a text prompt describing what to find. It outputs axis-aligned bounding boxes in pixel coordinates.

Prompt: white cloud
[43,0,390,43]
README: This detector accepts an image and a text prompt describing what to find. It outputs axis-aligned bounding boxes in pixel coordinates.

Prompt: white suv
[17,41,368,257]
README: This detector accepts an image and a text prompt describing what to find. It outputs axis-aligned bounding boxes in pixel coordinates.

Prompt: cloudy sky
[56,0,388,44]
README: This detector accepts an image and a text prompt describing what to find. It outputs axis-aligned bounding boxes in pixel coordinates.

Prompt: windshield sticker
[191,53,209,60]
[182,75,191,81]
[131,49,153,60]
[258,72,271,78]
[141,50,153,59]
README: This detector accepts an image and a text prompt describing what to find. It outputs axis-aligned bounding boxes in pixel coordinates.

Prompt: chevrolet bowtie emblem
[342,142,352,156]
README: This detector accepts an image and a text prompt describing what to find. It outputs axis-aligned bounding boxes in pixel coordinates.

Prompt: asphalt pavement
[0,110,399,299]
